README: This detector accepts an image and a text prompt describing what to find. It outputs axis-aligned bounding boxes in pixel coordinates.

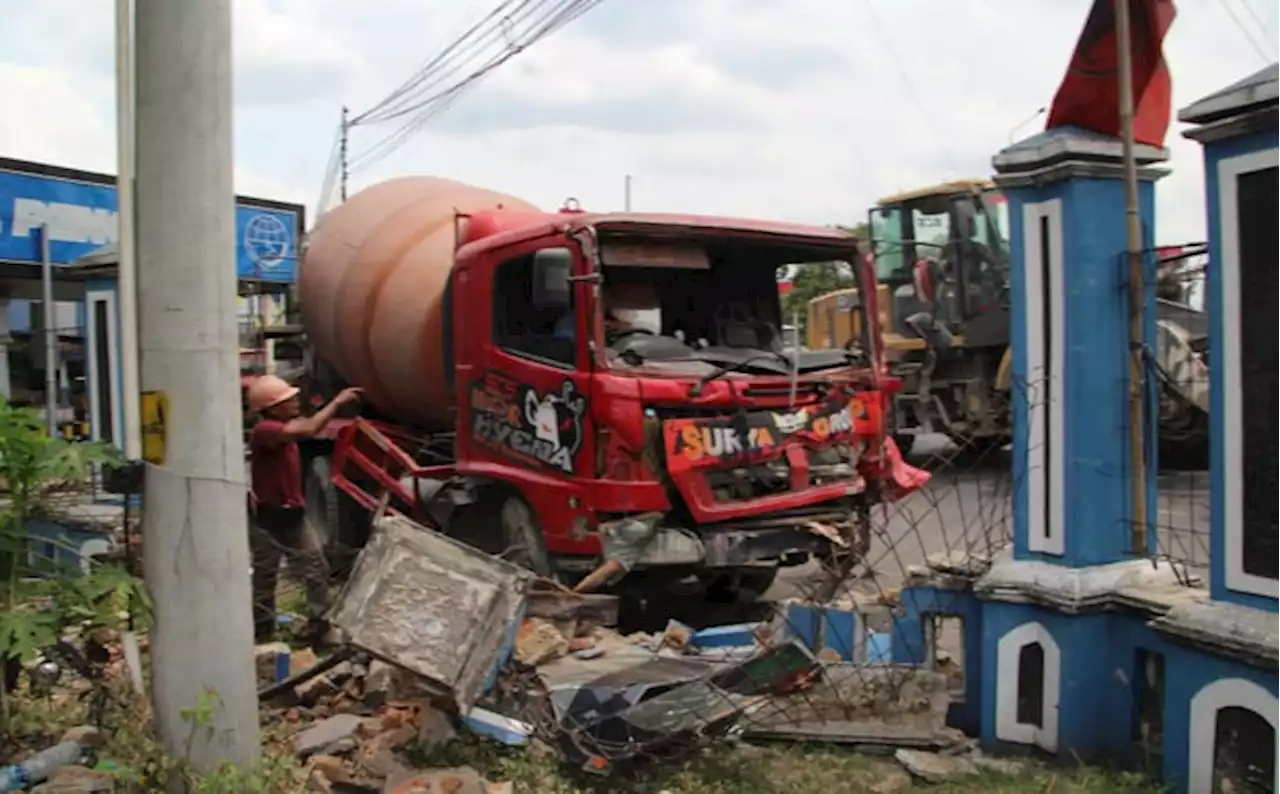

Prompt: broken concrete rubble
[383,766,495,794]
[296,714,364,757]
[29,765,114,794]
[894,748,978,783]
[513,617,570,666]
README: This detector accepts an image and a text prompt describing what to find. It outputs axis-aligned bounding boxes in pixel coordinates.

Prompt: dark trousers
[250,505,329,640]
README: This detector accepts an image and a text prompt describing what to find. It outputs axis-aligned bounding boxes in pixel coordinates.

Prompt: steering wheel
[606,327,655,346]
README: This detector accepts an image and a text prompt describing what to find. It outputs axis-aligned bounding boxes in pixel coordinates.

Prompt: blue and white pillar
[976,128,1169,757]
[996,128,1165,567]
[1179,66,1279,612]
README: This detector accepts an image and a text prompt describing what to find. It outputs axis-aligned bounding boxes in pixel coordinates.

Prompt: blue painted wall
[978,597,1277,790]
[1201,129,1279,612]
[1007,174,1159,567]
[894,585,985,734]
[979,603,1122,757]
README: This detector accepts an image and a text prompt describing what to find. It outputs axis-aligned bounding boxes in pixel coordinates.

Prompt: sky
[1,0,1276,244]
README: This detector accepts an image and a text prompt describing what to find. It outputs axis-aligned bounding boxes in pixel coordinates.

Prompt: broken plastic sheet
[545,640,819,767]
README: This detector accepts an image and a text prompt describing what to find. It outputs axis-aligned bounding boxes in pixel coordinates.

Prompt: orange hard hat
[246,374,299,413]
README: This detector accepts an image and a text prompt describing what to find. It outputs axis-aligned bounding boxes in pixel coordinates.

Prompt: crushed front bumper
[627,507,870,570]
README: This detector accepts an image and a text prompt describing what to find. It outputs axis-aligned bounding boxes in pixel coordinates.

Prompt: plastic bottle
[0,740,83,791]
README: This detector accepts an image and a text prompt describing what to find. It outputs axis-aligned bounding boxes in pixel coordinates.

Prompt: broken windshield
[594,232,865,377]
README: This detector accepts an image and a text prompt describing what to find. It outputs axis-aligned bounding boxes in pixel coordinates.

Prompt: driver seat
[716,302,775,349]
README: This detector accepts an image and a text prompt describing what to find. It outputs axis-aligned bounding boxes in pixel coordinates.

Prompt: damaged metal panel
[329,512,536,712]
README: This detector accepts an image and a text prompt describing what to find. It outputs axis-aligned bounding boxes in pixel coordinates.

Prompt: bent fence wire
[1145,250,1212,587]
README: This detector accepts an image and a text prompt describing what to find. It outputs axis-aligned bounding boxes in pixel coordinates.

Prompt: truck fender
[994,346,1013,392]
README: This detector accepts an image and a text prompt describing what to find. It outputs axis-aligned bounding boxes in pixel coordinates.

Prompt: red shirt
[250,419,305,509]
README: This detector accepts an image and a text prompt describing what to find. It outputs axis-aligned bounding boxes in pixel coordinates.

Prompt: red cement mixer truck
[292,176,928,598]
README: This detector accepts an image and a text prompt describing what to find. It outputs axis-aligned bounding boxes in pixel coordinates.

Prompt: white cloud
[0,63,114,173]
[0,0,1275,242]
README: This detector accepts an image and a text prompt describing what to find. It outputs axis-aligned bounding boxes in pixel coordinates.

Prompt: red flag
[1045,0,1177,147]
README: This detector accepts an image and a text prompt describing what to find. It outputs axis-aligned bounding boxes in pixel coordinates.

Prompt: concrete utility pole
[135,0,260,771]
[115,0,143,461]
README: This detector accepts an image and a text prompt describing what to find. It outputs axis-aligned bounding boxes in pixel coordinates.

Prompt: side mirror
[532,248,572,310]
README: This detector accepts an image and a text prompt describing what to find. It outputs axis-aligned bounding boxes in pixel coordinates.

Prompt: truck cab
[321,205,927,596]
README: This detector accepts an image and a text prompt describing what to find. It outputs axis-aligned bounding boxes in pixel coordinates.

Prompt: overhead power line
[1235,0,1272,47]
[859,0,959,175]
[352,0,600,170]
[313,0,603,217]
[1216,0,1275,64]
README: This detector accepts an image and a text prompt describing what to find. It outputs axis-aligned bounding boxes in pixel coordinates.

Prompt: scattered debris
[29,765,115,793]
[384,766,494,794]
[894,748,978,783]
[296,714,363,757]
[514,618,570,666]
[58,727,105,750]
[869,768,913,794]
[971,751,1027,776]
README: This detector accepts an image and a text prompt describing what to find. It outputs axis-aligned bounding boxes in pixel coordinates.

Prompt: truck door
[459,241,594,525]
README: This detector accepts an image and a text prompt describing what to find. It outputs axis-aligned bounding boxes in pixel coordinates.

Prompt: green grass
[405,734,1167,794]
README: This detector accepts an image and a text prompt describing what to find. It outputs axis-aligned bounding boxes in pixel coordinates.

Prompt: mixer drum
[300,177,538,427]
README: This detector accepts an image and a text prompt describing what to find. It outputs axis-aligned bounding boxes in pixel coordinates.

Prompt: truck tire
[700,568,779,604]
[451,492,553,579]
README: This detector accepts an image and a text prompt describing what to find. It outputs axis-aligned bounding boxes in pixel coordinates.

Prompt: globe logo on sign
[243,213,291,273]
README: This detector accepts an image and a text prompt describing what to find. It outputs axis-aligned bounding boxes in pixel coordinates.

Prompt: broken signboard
[329,512,536,713]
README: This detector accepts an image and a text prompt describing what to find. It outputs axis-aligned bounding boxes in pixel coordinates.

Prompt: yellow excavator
[810,179,1209,465]
[808,179,1013,455]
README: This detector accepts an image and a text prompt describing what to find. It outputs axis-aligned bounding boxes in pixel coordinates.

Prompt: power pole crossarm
[135,0,260,771]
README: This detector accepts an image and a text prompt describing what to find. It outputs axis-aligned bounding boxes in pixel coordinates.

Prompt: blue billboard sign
[0,158,303,283]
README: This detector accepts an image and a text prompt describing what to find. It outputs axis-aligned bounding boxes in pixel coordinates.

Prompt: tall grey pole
[40,225,57,437]
[624,174,632,211]
[1115,0,1148,554]
[115,0,143,460]
[135,0,260,771]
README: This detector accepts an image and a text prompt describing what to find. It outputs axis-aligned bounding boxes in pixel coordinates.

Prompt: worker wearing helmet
[246,375,362,645]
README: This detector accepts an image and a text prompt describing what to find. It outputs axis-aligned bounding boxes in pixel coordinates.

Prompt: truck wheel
[699,568,778,604]
[452,493,553,579]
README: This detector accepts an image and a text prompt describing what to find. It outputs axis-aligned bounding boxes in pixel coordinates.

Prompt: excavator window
[869,206,906,281]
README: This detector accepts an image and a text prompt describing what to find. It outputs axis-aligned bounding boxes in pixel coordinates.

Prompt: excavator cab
[863,180,1014,452]
[868,179,1011,344]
